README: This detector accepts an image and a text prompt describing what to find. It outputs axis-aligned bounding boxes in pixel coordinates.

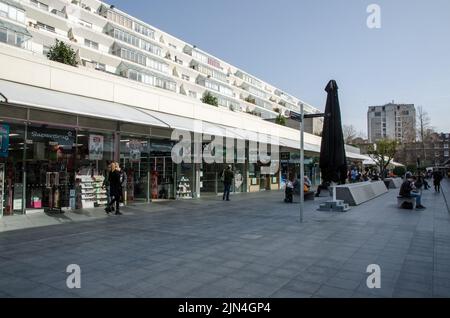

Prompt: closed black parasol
[319,80,347,184]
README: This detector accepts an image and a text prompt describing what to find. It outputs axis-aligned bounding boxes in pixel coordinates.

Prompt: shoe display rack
[176,176,192,199]
[76,174,107,209]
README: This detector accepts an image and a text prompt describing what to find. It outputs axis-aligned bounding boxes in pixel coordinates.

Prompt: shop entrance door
[149,156,174,200]
[201,163,220,196]
[120,137,150,203]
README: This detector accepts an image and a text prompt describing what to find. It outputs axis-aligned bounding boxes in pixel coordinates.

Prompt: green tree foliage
[47,40,78,66]
[367,139,398,179]
[201,91,218,107]
[393,166,406,177]
[275,114,286,126]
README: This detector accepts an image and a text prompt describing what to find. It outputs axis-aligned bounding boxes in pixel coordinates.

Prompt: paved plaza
[0,180,450,298]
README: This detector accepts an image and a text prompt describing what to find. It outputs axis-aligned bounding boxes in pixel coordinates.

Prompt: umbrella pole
[300,103,305,223]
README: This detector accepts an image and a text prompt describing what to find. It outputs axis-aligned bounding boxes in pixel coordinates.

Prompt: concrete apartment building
[0,0,367,217]
[368,103,416,143]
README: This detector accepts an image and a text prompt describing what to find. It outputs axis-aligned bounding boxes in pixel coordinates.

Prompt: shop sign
[128,140,142,162]
[0,124,10,158]
[29,128,75,146]
[89,135,104,160]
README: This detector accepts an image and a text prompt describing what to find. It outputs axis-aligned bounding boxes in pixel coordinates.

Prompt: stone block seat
[335,181,388,206]
[304,191,315,201]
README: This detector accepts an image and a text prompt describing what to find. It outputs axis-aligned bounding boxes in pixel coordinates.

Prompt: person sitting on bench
[399,173,426,210]
[285,178,294,203]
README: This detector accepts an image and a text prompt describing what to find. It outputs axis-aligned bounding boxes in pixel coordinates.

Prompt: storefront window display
[120,136,150,203]
[74,131,115,209]
[176,162,194,199]
[149,138,175,200]
[25,124,76,212]
[0,122,25,216]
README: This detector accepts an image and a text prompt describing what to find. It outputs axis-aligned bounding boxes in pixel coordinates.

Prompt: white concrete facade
[0,0,366,158]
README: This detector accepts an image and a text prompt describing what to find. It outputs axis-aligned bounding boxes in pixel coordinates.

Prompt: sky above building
[107,0,450,136]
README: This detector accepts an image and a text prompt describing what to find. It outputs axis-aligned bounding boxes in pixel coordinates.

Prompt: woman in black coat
[105,162,122,215]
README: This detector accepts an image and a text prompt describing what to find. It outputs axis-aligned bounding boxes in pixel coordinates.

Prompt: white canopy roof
[0,79,371,161]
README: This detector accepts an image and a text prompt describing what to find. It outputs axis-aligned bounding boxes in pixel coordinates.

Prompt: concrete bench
[292,191,315,201]
[397,196,417,209]
[304,191,315,201]
[335,181,388,206]
[384,178,404,189]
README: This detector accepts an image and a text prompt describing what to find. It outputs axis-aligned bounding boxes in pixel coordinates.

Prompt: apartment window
[42,45,51,56]
[0,27,6,43]
[107,10,132,29]
[188,91,197,98]
[134,23,154,39]
[147,58,169,74]
[435,152,440,157]
[248,86,268,100]
[402,110,409,115]
[374,112,381,117]
[155,77,176,91]
[79,19,92,29]
[192,50,222,70]
[445,151,449,157]
[175,56,183,65]
[30,0,49,12]
[241,73,262,88]
[196,64,227,83]
[0,1,25,23]
[0,26,29,48]
[0,2,7,16]
[37,22,55,33]
[444,144,449,149]
[181,74,190,81]
[112,28,139,47]
[117,47,146,66]
[140,40,162,56]
[84,39,99,50]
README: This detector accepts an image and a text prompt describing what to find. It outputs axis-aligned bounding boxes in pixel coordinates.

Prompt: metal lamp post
[300,103,305,223]
[290,107,324,223]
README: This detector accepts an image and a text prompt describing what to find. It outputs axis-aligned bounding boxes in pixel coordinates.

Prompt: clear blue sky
[107,0,450,136]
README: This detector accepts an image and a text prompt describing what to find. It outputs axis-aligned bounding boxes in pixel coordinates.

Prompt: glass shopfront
[75,130,115,209]
[120,135,151,203]
[149,138,175,200]
[0,104,299,217]
[25,124,76,213]
[0,122,25,216]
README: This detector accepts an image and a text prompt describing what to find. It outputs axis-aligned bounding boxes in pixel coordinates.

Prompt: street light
[291,106,325,223]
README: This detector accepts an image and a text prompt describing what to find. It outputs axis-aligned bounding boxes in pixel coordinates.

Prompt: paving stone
[0,184,449,298]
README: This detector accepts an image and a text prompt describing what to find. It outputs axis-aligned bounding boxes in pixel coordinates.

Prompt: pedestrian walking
[102,161,113,211]
[222,165,234,201]
[433,170,443,193]
[105,162,123,215]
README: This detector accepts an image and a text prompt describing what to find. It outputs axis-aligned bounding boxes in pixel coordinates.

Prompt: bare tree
[416,105,434,163]
[343,124,357,144]
[416,105,433,142]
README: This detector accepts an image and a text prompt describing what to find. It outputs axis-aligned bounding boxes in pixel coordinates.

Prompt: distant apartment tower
[367,103,416,143]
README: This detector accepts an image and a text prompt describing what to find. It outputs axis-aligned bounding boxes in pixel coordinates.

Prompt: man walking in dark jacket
[433,170,443,193]
[222,166,234,201]
[105,162,123,215]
